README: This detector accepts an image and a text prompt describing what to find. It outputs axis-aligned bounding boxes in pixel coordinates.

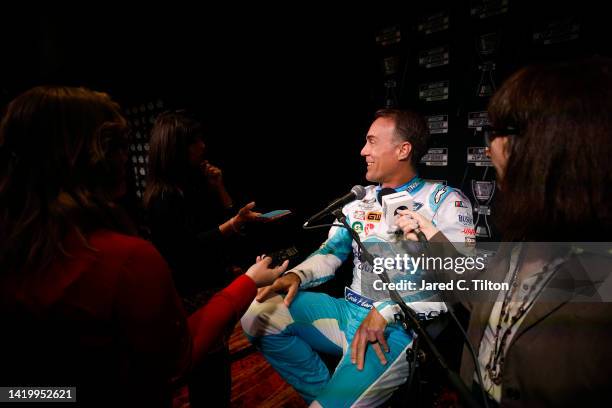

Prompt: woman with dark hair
[144,111,286,407]
[144,112,275,302]
[484,59,612,242]
[0,86,288,407]
[397,58,612,406]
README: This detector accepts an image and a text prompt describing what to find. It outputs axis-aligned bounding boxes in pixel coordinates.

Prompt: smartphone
[268,246,299,267]
[259,209,292,219]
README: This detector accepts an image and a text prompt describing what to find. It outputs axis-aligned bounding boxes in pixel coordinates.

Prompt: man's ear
[397,141,412,161]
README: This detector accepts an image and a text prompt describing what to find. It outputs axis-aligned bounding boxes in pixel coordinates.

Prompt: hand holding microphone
[396,209,438,242]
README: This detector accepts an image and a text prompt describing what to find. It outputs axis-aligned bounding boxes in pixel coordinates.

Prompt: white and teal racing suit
[241,177,475,407]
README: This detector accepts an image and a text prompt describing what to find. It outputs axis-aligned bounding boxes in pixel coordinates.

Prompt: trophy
[471,180,496,239]
[382,56,400,76]
[475,32,499,98]
[384,79,398,108]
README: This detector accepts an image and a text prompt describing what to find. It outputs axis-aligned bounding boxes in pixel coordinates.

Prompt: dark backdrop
[2,2,609,259]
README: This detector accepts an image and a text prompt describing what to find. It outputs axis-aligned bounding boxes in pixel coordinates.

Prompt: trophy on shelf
[384,79,398,108]
[471,180,496,239]
[475,32,499,98]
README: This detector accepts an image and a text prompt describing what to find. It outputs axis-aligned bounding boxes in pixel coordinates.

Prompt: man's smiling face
[360,117,404,184]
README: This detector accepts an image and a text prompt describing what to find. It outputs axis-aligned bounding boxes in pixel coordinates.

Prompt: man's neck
[380,168,417,189]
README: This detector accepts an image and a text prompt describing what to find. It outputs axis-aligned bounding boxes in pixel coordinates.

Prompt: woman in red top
[0,86,288,407]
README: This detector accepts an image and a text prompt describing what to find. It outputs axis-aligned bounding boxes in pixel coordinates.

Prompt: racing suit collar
[375,175,423,194]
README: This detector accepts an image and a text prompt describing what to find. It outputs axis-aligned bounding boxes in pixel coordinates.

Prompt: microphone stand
[330,208,481,408]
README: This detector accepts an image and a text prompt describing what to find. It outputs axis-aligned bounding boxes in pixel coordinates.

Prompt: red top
[0,229,256,407]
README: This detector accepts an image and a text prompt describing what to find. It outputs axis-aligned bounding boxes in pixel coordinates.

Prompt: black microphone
[304,185,366,227]
[378,187,408,220]
[377,187,397,205]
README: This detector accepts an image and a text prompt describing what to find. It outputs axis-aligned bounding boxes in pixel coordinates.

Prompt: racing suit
[241,177,475,407]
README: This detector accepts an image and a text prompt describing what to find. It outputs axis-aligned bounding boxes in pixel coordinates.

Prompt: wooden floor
[173,323,307,408]
[229,324,307,408]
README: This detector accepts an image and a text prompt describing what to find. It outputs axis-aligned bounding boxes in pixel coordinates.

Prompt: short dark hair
[488,58,612,241]
[374,108,429,165]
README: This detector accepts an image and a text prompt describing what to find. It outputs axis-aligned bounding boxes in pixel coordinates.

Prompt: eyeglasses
[483,125,519,147]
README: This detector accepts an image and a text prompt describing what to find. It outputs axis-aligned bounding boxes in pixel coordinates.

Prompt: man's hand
[245,255,289,288]
[255,272,301,306]
[350,308,390,371]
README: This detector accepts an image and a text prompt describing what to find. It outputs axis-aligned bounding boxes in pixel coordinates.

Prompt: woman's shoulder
[572,250,612,285]
[147,189,186,213]
[86,230,164,264]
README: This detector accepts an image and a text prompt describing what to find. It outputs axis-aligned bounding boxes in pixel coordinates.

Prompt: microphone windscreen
[351,185,366,200]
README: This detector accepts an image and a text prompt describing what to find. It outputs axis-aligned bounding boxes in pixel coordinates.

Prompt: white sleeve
[433,189,476,246]
[285,223,353,289]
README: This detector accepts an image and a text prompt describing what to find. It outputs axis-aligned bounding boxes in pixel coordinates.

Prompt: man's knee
[240,294,295,338]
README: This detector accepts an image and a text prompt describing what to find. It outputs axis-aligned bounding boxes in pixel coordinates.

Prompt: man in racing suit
[241,109,475,407]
